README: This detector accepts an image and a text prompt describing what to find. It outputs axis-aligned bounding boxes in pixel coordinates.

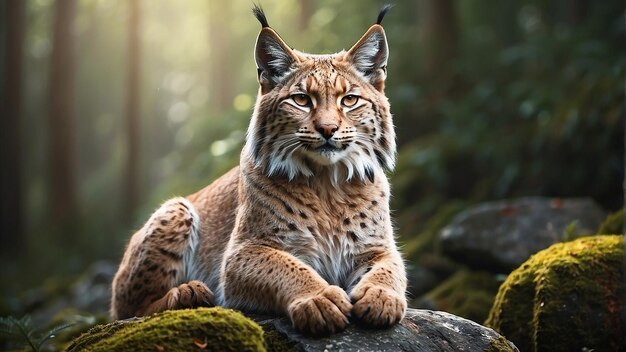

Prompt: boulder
[485,235,625,352]
[439,197,605,271]
[67,307,265,352]
[68,307,518,352]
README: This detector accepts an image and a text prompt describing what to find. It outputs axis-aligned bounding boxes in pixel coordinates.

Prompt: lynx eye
[291,94,311,107]
[341,95,360,107]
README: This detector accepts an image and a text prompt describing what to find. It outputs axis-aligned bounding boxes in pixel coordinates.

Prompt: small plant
[561,220,580,241]
[0,316,74,352]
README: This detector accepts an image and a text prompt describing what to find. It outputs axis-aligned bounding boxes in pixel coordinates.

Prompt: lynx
[111,5,407,335]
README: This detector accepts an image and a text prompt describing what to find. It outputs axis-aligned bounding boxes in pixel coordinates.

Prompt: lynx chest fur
[111,5,407,335]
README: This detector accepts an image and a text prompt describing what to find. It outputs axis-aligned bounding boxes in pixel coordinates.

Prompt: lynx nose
[316,123,338,139]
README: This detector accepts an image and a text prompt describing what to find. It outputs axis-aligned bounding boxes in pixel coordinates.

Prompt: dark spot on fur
[347,231,357,241]
[343,218,351,225]
[299,211,308,219]
[360,212,367,219]
[360,222,367,229]
[288,223,297,231]
[160,219,168,226]
[158,247,183,261]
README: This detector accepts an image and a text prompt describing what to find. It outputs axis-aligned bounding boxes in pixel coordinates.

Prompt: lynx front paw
[288,285,353,335]
[351,283,406,327]
[165,280,215,310]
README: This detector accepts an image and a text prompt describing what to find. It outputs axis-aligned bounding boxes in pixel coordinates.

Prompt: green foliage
[392,1,624,238]
[418,270,501,323]
[0,315,74,352]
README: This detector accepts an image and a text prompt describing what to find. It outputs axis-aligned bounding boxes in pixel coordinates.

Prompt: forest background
[0,0,623,309]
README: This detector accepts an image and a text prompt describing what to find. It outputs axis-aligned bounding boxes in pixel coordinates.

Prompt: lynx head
[244,5,396,185]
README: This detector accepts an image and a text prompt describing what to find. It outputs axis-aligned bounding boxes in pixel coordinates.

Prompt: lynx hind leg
[111,197,214,319]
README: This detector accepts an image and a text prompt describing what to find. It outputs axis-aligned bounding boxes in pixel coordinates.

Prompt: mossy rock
[598,208,624,234]
[67,307,265,352]
[485,235,625,352]
[413,270,501,323]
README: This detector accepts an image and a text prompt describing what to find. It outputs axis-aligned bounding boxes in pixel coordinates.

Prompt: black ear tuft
[252,4,269,28]
[376,4,393,25]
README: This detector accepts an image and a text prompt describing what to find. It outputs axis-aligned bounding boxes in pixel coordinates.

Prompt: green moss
[67,307,266,352]
[485,235,625,352]
[484,336,516,352]
[259,324,297,352]
[598,208,624,234]
[422,270,501,323]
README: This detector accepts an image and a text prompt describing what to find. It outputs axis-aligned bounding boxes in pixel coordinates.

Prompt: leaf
[5,316,38,351]
[194,336,208,349]
[36,322,76,349]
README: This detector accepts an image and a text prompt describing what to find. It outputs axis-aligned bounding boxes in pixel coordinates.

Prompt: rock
[439,197,606,271]
[411,270,502,324]
[258,308,518,352]
[67,307,265,352]
[68,307,518,352]
[485,235,626,352]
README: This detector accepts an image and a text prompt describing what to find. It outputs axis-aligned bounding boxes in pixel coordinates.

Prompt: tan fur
[111,14,407,335]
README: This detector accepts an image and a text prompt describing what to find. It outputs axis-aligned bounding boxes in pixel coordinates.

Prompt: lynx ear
[255,29,297,91]
[346,25,389,91]
[252,5,298,92]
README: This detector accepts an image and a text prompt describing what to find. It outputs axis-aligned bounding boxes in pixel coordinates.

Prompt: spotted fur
[111,6,407,335]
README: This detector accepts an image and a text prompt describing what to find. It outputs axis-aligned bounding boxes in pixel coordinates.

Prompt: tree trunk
[299,0,314,33]
[564,0,588,25]
[124,0,141,224]
[1,0,25,254]
[208,1,234,113]
[419,0,459,76]
[48,0,78,238]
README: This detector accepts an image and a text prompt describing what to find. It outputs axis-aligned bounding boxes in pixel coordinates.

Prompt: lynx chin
[111,4,407,335]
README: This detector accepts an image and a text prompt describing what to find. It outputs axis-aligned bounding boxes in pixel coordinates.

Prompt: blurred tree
[565,0,588,25]
[124,0,141,224]
[419,0,459,77]
[1,0,25,254]
[208,2,234,113]
[48,0,77,239]
[299,0,314,33]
